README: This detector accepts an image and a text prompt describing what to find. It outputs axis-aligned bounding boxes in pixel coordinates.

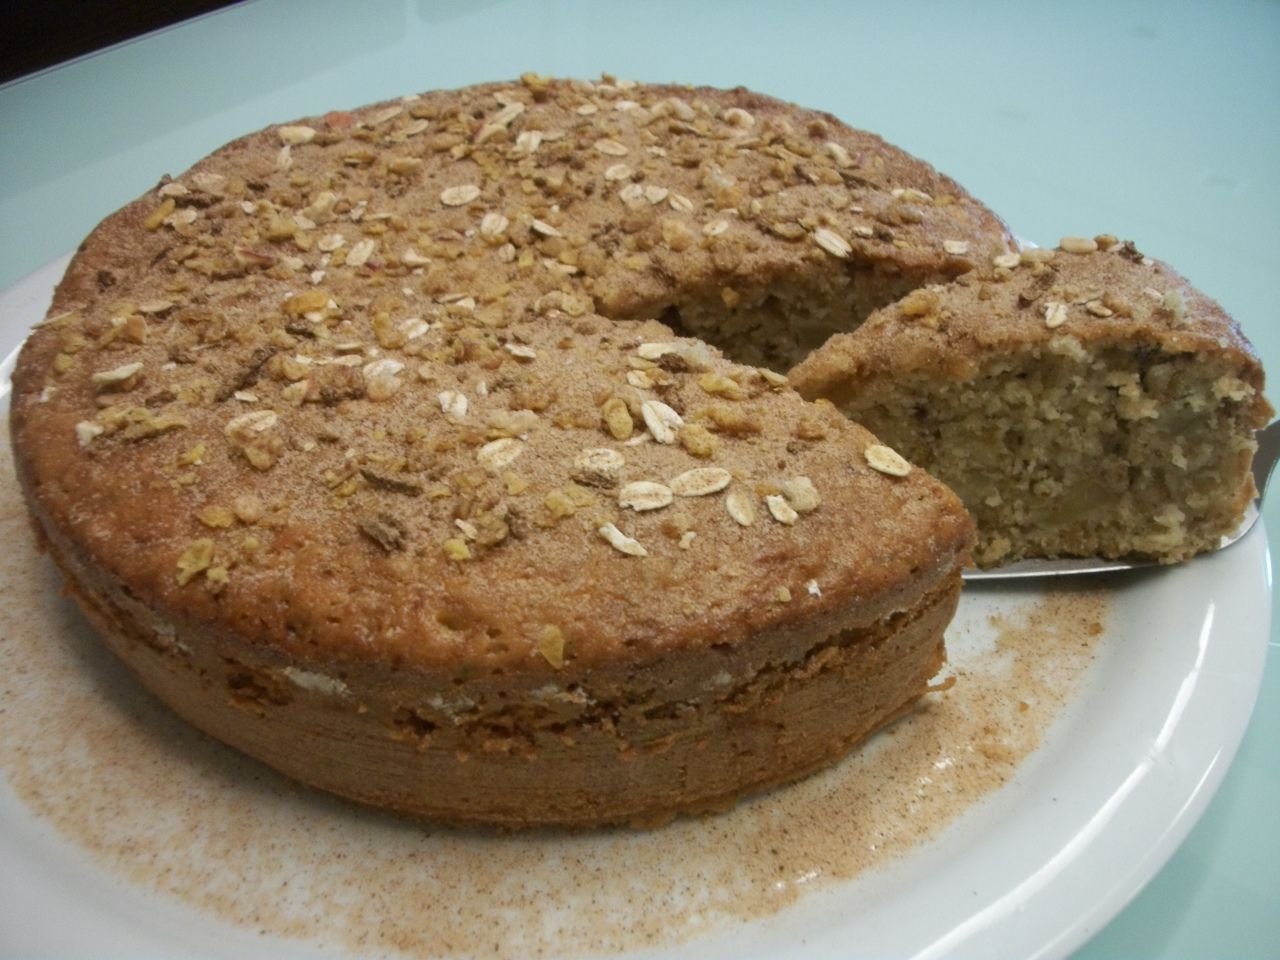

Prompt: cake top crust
[790,235,1271,406]
[9,76,981,675]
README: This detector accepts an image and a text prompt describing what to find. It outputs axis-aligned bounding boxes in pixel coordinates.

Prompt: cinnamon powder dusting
[0,426,1107,958]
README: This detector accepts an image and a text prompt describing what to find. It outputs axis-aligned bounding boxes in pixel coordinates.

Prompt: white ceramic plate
[0,258,1271,960]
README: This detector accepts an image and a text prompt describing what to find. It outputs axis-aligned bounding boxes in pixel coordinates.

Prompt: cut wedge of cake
[791,237,1272,566]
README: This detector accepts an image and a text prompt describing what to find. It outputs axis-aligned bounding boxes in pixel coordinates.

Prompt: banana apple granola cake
[9,76,1003,826]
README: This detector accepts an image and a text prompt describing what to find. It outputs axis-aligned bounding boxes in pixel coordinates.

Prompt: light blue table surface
[1,1,1276,957]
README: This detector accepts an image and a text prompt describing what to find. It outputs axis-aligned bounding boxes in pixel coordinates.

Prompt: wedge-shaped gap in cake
[648,264,936,373]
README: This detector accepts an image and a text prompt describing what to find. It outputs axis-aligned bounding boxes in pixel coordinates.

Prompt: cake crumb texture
[792,237,1272,565]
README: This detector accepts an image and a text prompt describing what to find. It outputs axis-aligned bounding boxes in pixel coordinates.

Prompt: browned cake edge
[28,475,964,828]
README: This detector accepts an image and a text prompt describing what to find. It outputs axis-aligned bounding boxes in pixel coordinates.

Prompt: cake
[7,76,1002,827]
[790,238,1272,565]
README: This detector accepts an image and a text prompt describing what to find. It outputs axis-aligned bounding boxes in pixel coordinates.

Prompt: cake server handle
[1251,418,1280,505]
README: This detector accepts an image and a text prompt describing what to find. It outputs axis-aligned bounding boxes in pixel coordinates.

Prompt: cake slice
[790,237,1272,566]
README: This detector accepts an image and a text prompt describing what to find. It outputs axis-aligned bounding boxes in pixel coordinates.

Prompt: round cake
[8,75,1010,826]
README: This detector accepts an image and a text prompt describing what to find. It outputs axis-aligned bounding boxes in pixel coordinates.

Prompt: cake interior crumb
[833,343,1259,565]
[650,268,924,372]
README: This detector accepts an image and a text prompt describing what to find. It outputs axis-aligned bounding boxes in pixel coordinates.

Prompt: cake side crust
[34,481,961,828]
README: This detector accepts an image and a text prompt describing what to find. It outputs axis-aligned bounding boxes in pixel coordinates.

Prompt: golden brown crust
[12,321,969,669]
[790,237,1270,403]
[47,505,960,827]
[579,82,1014,318]
[8,76,981,825]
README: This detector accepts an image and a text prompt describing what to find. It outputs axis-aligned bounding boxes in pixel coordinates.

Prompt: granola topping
[781,476,821,513]
[477,438,525,471]
[618,481,674,512]
[593,138,628,157]
[765,494,798,525]
[601,397,634,440]
[1043,301,1069,329]
[225,410,282,470]
[813,227,851,259]
[572,448,625,486]
[598,522,647,556]
[480,211,510,237]
[90,361,143,390]
[668,467,732,497]
[640,400,683,444]
[864,443,912,477]
[536,626,566,669]
[440,184,481,207]
[725,490,757,526]
[1059,235,1098,254]
[277,124,316,145]
[175,539,216,585]
[75,421,104,447]
[438,390,468,420]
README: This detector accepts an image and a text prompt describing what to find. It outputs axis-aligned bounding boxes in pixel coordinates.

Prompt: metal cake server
[962,420,1279,581]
